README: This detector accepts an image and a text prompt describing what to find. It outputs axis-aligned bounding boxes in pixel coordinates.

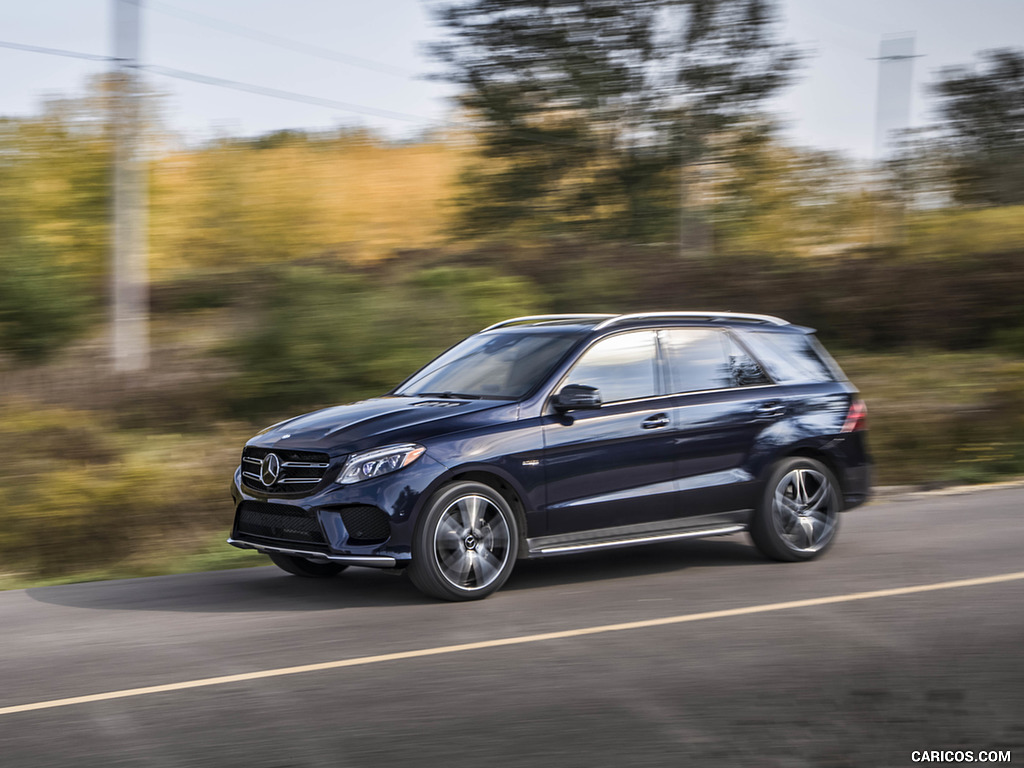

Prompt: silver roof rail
[593,311,789,330]
[481,314,616,332]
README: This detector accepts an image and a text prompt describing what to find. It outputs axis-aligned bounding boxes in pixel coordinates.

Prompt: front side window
[563,331,659,403]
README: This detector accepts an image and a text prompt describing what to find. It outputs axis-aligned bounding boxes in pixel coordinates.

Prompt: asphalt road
[1,487,1022,768]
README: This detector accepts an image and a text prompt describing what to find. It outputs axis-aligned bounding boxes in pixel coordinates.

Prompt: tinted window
[396,331,581,399]
[564,331,658,403]
[739,331,838,384]
[660,329,734,393]
[724,333,771,386]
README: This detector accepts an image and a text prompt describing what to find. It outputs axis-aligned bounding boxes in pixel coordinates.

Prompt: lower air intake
[338,506,391,545]
[235,501,326,547]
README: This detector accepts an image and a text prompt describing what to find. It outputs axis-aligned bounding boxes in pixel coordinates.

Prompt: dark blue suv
[229,312,871,601]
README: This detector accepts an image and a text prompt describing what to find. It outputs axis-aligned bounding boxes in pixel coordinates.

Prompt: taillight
[841,398,867,433]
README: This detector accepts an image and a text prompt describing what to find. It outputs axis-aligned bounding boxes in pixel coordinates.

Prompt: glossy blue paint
[229,316,872,565]
[540,400,678,533]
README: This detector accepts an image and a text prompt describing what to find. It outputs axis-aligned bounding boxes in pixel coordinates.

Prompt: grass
[841,350,1024,485]
[0,534,264,592]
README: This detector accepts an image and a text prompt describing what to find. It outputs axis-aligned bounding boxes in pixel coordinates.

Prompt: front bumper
[229,453,450,564]
[226,537,398,567]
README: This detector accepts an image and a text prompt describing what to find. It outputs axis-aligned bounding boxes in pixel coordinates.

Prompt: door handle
[754,402,785,420]
[642,413,670,430]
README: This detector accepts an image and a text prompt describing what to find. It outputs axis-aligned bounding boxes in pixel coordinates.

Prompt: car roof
[481,312,814,335]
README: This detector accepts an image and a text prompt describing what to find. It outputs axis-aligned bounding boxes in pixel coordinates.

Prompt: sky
[1,0,1023,158]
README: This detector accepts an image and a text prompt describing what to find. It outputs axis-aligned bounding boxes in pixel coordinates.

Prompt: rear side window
[724,333,772,386]
[660,329,771,392]
[660,329,733,392]
[739,331,839,384]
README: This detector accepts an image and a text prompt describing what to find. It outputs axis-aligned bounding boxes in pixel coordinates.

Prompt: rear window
[738,331,841,385]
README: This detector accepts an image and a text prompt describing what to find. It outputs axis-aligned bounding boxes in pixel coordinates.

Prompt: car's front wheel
[407,481,519,601]
[268,552,348,578]
[750,457,840,562]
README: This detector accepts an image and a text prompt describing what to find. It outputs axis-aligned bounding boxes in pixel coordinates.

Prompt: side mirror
[553,383,602,412]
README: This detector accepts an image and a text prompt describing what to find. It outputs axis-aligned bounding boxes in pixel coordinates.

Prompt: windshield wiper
[415,391,485,400]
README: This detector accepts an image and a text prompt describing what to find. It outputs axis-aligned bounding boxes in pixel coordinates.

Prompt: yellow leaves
[148,135,468,273]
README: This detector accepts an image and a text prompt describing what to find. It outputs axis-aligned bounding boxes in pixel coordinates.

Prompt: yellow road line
[3,570,1023,717]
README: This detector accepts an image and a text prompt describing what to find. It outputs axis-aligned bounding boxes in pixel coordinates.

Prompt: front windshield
[394,331,583,400]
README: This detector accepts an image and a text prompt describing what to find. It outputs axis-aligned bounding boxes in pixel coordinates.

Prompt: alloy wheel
[770,468,838,554]
[432,494,512,591]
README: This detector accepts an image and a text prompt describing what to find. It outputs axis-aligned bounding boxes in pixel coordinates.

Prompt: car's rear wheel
[407,481,519,601]
[268,552,348,578]
[751,457,840,562]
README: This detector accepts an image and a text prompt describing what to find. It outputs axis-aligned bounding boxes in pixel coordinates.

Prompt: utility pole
[872,34,923,245]
[111,0,148,372]
[873,34,921,160]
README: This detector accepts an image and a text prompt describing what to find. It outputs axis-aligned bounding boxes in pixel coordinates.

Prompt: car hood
[248,396,515,455]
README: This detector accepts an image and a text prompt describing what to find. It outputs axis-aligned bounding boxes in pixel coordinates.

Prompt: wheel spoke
[437,515,464,540]
[775,487,801,516]
[456,551,475,586]
[808,506,831,525]
[474,545,502,585]
[797,516,816,548]
[440,547,465,576]
[798,470,812,505]
[481,518,509,549]
[805,480,828,510]
[458,496,484,531]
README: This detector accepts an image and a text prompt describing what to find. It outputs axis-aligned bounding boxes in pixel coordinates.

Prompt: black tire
[750,456,841,562]
[268,552,348,578]
[407,481,519,601]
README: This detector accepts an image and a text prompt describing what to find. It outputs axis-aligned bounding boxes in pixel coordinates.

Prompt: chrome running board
[227,537,397,568]
[527,524,747,557]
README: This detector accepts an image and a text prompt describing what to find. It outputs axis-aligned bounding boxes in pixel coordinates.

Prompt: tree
[930,48,1024,206]
[431,0,799,242]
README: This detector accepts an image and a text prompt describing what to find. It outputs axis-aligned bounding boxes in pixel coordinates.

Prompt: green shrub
[0,242,92,360]
[841,353,1024,485]
[225,264,543,417]
[0,401,242,580]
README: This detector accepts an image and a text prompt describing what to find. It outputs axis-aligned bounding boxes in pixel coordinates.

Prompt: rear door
[658,327,777,524]
[541,330,678,534]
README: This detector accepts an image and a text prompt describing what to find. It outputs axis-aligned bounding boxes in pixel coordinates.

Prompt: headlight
[336,443,426,484]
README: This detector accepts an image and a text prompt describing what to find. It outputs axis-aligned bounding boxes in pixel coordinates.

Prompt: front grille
[338,505,391,545]
[240,446,333,495]
[235,501,326,546]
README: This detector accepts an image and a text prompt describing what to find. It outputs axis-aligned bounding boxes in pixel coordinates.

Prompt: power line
[143,64,439,125]
[136,0,418,79]
[0,37,594,150]
[0,39,109,62]
[0,37,429,124]
[143,64,596,149]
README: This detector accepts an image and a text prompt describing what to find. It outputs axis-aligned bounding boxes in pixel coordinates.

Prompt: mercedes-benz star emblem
[260,453,281,486]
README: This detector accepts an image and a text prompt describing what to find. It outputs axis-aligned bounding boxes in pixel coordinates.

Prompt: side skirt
[526,514,751,558]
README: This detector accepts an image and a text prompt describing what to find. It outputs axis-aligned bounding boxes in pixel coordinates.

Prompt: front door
[541,331,677,534]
